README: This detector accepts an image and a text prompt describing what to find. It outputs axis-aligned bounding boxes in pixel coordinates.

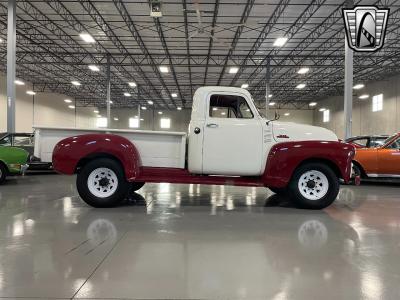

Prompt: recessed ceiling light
[128,82,136,87]
[88,65,100,72]
[319,108,326,112]
[26,91,36,95]
[309,102,317,107]
[114,117,119,121]
[353,84,365,90]
[124,92,131,97]
[171,93,177,98]
[147,100,154,105]
[141,106,147,110]
[68,105,75,109]
[158,111,163,115]
[159,66,169,73]
[229,67,239,74]
[359,94,369,99]
[296,83,306,89]
[297,67,310,74]
[64,99,72,103]
[284,112,290,116]
[273,37,288,47]
[177,107,182,110]
[71,81,81,86]
[15,80,25,85]
[269,102,276,106]
[94,110,99,113]
[80,33,95,43]
[241,83,249,89]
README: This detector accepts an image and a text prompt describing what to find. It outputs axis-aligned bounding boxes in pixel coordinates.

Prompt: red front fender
[263,141,355,188]
[52,134,141,180]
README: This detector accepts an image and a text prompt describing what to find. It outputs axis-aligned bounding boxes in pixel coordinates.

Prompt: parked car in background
[0,146,30,184]
[353,133,400,178]
[0,132,52,170]
[346,135,389,148]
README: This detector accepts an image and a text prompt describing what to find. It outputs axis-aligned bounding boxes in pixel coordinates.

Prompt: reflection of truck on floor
[46,87,355,209]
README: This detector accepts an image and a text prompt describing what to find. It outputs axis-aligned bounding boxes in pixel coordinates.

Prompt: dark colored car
[345,135,389,148]
[0,132,52,170]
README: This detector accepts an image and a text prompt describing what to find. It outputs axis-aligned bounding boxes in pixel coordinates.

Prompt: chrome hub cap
[298,170,329,201]
[87,168,118,198]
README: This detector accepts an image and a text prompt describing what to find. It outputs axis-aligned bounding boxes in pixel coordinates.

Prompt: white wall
[0,75,97,132]
[314,74,400,139]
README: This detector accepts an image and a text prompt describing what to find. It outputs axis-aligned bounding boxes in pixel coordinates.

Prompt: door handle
[206,123,219,128]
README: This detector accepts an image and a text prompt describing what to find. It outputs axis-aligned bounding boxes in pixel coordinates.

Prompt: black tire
[76,158,130,208]
[131,181,145,192]
[289,163,339,210]
[0,163,6,185]
[269,187,288,194]
[352,163,365,179]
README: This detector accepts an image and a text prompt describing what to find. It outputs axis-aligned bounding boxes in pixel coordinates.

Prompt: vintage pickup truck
[52,87,355,209]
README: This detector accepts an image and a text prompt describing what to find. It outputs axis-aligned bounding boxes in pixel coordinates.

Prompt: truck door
[202,92,263,176]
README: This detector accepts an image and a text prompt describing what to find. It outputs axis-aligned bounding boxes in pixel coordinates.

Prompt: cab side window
[209,94,253,119]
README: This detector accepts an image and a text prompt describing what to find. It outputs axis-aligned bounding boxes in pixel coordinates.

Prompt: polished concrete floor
[0,174,399,299]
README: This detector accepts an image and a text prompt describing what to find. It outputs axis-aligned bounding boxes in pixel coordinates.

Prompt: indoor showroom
[0,0,400,299]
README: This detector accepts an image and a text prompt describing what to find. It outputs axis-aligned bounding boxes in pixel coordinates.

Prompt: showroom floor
[0,174,399,299]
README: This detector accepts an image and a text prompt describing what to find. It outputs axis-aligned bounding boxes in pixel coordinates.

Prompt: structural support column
[7,0,16,133]
[265,58,270,118]
[106,54,111,128]
[137,104,141,128]
[344,36,353,140]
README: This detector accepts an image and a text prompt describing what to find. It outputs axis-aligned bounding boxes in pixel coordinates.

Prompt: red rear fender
[263,141,355,188]
[52,134,141,180]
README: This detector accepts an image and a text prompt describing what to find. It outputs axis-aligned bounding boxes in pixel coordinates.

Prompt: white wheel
[297,170,329,201]
[87,167,119,198]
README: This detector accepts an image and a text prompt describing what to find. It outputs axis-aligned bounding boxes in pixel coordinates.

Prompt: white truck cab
[188,86,337,176]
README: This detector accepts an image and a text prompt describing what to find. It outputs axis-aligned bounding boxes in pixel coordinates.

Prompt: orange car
[353,133,400,178]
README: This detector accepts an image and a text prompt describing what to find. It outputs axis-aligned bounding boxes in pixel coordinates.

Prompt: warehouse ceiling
[0,0,399,109]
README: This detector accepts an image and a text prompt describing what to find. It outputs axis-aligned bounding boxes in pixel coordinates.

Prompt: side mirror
[266,111,280,125]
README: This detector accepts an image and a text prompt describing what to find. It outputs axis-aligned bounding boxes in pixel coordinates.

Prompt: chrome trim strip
[367,173,400,178]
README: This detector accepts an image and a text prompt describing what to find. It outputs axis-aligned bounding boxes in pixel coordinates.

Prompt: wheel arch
[0,160,9,175]
[75,152,125,175]
[294,157,342,180]
[351,160,367,178]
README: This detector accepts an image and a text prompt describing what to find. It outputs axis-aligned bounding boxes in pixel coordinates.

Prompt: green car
[0,146,30,184]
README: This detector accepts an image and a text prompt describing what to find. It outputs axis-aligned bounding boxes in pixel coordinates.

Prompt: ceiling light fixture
[158,111,163,115]
[297,67,310,74]
[159,66,169,73]
[124,92,131,97]
[94,110,99,113]
[71,81,81,86]
[171,93,177,98]
[64,99,72,103]
[269,102,276,106]
[114,117,119,121]
[241,83,249,89]
[273,37,288,47]
[80,33,95,43]
[141,106,147,110]
[284,112,290,116]
[353,84,365,90]
[309,102,317,107]
[177,107,182,110]
[269,94,273,98]
[147,100,154,105]
[296,83,306,89]
[26,91,36,95]
[229,67,239,74]
[359,94,369,99]
[68,105,75,109]
[319,108,326,112]
[15,80,25,85]
[128,82,137,87]
[88,65,100,72]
